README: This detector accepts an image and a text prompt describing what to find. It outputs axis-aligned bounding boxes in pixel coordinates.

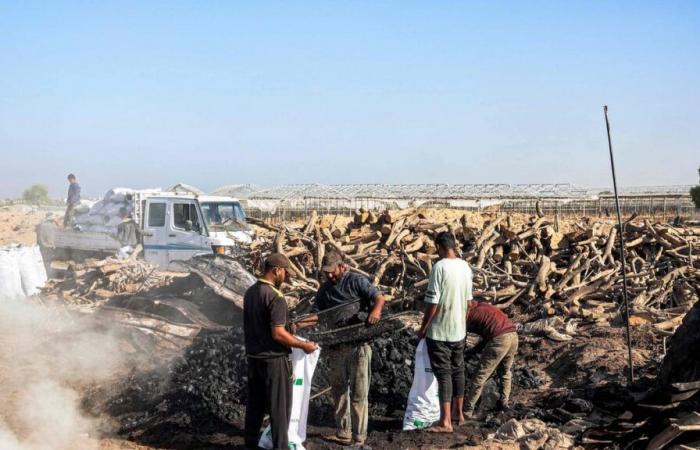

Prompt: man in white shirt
[418,231,473,432]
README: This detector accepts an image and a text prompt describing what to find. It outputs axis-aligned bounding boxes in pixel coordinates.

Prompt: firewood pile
[246,208,700,325]
[42,258,171,303]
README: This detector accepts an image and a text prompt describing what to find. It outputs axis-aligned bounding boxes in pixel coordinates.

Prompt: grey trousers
[327,343,372,442]
[63,205,75,228]
[465,332,519,412]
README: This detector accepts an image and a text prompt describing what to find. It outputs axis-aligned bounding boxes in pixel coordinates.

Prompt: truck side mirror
[184,220,193,231]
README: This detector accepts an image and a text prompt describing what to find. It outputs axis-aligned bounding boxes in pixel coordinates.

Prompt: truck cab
[141,194,215,267]
[198,195,254,246]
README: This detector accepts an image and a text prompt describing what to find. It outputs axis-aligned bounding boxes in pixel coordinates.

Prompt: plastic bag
[403,339,440,430]
[259,345,321,450]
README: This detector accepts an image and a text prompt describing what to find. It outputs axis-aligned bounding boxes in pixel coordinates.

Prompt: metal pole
[604,105,634,384]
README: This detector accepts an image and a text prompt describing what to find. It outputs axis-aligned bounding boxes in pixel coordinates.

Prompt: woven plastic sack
[403,339,440,430]
[259,344,321,450]
[0,249,24,300]
[19,246,47,296]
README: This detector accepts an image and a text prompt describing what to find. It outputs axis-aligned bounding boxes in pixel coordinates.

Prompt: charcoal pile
[307,325,420,423]
[369,328,420,417]
[109,329,247,445]
[109,320,422,441]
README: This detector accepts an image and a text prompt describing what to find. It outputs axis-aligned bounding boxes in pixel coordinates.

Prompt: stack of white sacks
[73,188,135,234]
[0,245,48,300]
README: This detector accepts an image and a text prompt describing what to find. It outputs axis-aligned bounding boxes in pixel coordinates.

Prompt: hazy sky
[1,1,698,199]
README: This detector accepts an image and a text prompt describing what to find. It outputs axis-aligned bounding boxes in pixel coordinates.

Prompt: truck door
[142,199,170,267]
[167,200,212,266]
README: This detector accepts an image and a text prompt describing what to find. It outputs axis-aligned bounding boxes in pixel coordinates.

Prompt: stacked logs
[245,209,700,324]
[42,258,170,303]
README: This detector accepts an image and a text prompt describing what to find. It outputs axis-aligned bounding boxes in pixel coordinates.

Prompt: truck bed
[38,222,121,252]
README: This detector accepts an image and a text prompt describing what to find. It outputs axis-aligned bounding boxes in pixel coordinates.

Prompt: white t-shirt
[424,258,473,342]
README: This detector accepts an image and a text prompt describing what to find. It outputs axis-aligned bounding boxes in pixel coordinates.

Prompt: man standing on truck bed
[463,300,518,418]
[64,173,81,228]
[308,251,388,447]
[243,253,318,450]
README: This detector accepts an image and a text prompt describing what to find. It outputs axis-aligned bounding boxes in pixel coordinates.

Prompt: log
[304,210,318,234]
[537,256,551,293]
[373,256,400,285]
[383,208,416,224]
[403,235,425,253]
[384,218,407,248]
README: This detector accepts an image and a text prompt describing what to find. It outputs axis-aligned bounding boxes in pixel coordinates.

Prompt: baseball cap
[265,253,291,269]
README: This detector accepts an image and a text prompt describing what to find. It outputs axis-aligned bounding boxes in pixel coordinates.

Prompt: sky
[1,1,698,199]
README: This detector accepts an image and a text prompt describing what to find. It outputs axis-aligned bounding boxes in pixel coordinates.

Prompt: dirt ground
[0,204,60,246]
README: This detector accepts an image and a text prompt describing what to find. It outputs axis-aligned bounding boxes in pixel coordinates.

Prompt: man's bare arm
[419,303,439,338]
[367,293,388,325]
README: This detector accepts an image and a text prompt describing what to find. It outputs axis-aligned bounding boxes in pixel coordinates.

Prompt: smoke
[0,297,133,450]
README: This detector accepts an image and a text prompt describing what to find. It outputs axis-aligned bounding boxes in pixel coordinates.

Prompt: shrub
[22,184,51,205]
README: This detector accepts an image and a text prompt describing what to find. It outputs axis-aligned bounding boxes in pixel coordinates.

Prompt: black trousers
[245,356,292,450]
[426,338,465,402]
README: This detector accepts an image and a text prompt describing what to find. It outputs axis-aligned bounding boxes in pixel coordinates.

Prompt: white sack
[259,345,321,450]
[19,246,47,296]
[104,188,134,203]
[403,339,440,430]
[73,200,95,215]
[0,249,25,300]
[89,202,131,218]
[88,200,106,215]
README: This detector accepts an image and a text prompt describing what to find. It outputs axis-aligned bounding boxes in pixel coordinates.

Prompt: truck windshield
[201,202,248,231]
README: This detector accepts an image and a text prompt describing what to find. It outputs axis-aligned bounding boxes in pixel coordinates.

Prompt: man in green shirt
[418,231,473,432]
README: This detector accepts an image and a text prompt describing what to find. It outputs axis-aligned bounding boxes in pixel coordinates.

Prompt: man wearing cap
[244,253,318,450]
[309,251,388,447]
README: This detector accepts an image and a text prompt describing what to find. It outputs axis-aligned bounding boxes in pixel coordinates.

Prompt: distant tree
[691,166,700,209]
[22,184,50,205]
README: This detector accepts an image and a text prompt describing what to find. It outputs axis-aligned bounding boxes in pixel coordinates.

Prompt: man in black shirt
[309,251,387,446]
[244,253,318,450]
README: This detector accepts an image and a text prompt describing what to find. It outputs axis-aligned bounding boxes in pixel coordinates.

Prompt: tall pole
[604,105,634,384]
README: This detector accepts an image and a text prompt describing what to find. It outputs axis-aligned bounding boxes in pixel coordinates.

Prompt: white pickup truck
[37,191,236,269]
